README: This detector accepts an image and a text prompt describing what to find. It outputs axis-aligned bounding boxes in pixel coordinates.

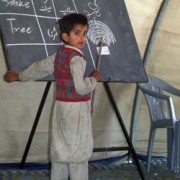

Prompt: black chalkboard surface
[0,0,147,82]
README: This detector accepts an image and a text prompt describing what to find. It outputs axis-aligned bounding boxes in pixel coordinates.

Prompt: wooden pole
[96,37,104,70]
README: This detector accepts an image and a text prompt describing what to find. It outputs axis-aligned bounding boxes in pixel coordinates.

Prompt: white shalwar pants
[50,99,93,180]
[51,161,88,180]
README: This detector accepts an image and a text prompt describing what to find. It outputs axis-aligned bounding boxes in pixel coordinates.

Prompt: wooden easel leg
[103,82,145,180]
[19,81,52,169]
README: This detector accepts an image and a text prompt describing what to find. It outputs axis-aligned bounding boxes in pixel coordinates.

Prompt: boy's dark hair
[58,13,88,42]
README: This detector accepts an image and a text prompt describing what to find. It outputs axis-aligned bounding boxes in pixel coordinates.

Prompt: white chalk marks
[87,19,116,46]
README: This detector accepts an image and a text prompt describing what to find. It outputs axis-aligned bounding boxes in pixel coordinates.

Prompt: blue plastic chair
[137,75,180,173]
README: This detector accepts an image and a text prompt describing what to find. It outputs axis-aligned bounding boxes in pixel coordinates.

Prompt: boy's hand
[3,70,19,82]
[90,70,101,81]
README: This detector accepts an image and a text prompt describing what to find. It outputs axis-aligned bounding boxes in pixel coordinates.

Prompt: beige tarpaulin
[0,0,180,163]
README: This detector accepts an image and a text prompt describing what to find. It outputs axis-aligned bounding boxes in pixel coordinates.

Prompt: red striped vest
[54,46,91,102]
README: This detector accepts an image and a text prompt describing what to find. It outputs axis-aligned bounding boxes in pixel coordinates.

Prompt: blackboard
[0,0,147,82]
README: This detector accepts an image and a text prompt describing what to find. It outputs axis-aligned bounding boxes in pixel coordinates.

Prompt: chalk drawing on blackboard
[87,18,116,57]
[87,19,116,46]
[83,0,101,18]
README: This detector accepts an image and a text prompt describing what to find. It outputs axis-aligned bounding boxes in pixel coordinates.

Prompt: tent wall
[1,0,180,163]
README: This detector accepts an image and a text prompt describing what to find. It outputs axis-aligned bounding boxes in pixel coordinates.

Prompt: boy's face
[62,24,88,49]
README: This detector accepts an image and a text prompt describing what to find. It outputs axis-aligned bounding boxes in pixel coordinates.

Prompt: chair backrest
[138,76,171,122]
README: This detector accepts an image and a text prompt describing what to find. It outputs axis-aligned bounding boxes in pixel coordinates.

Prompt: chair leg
[167,128,174,171]
[174,121,180,173]
[147,127,156,173]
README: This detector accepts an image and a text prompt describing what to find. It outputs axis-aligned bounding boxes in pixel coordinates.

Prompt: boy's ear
[61,33,69,42]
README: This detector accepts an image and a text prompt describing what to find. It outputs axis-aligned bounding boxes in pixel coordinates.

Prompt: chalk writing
[2,0,30,8]
[60,6,75,15]
[40,5,52,13]
[7,18,32,34]
[1,0,115,61]
[39,0,52,13]
[47,26,58,40]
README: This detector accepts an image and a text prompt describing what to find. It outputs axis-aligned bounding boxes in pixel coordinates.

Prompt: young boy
[4,13,101,180]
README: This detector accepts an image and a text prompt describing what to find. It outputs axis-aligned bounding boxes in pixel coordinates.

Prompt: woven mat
[0,159,178,180]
